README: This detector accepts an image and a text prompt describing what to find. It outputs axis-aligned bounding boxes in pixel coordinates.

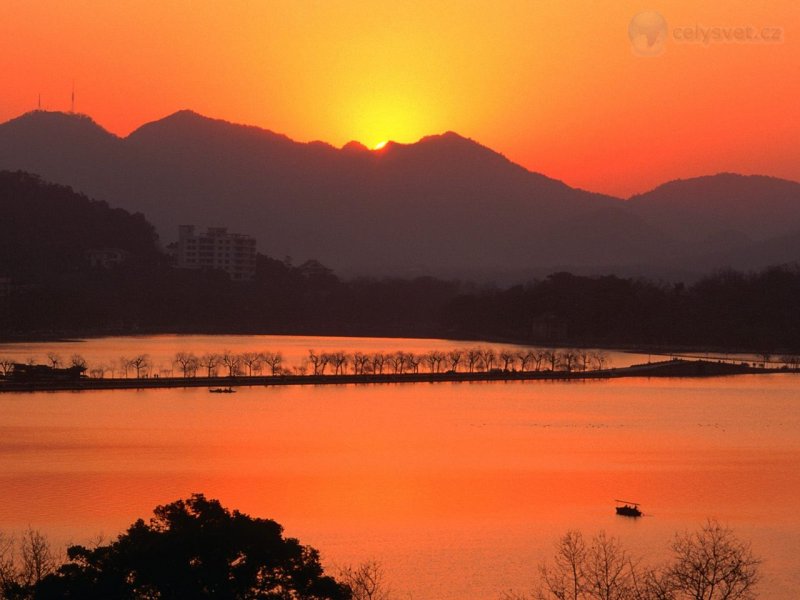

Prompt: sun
[373,140,388,150]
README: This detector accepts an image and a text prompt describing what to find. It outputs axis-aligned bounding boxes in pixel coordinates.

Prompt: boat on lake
[209,387,236,393]
[615,500,642,517]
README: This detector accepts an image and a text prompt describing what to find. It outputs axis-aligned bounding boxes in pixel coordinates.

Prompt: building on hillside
[175,225,256,281]
[86,248,130,269]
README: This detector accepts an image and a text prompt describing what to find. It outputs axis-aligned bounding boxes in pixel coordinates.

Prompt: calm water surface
[0,336,798,598]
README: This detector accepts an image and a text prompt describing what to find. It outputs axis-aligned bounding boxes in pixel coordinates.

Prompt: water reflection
[0,341,798,598]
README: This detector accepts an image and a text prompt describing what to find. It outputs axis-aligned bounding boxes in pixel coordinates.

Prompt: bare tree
[330,351,349,375]
[119,356,131,378]
[406,352,421,374]
[520,523,760,600]
[466,348,482,372]
[19,528,56,587]
[353,352,371,375]
[424,350,446,373]
[538,530,587,600]
[69,354,87,369]
[517,350,535,372]
[447,349,464,372]
[387,351,407,374]
[240,352,263,376]
[198,353,219,377]
[591,351,610,371]
[543,349,559,371]
[500,350,516,371]
[220,351,241,377]
[338,560,391,600]
[666,520,759,600]
[561,349,580,373]
[307,350,330,375]
[263,352,283,375]
[0,358,14,377]
[129,354,150,378]
[583,531,638,600]
[0,530,16,594]
[46,352,62,368]
[174,352,199,377]
[371,352,386,375]
[532,350,546,371]
[577,350,592,372]
[481,347,497,371]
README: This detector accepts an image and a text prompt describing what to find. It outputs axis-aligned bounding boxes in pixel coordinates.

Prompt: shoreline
[1,359,791,393]
[0,330,790,363]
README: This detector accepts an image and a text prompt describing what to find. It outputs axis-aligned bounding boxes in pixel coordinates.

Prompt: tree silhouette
[666,520,759,600]
[506,522,759,600]
[220,351,241,377]
[35,494,351,599]
[240,352,263,376]
[337,561,390,600]
[447,349,463,372]
[173,352,199,377]
[129,354,149,378]
[371,352,386,375]
[70,354,87,370]
[263,351,283,375]
[0,358,14,376]
[198,353,219,377]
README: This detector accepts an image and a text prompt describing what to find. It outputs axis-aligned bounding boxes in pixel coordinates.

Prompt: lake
[0,335,798,598]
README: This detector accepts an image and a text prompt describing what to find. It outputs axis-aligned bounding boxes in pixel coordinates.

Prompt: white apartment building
[176,225,256,281]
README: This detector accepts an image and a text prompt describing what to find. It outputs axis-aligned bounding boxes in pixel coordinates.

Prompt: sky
[0,1,797,197]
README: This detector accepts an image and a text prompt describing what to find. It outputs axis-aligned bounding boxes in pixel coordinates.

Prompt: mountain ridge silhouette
[1,109,798,279]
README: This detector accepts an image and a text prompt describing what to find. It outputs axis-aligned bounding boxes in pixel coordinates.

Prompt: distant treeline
[3,256,799,353]
[2,171,799,352]
[0,347,617,380]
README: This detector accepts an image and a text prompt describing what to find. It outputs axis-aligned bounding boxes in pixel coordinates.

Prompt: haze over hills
[0,110,798,280]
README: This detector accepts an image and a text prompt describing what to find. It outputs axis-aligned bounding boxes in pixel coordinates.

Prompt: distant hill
[0,110,798,279]
[628,174,800,272]
[0,170,159,279]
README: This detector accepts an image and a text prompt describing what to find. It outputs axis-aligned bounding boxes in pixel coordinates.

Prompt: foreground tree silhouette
[34,494,351,599]
[504,521,758,600]
[337,561,391,600]
[665,520,759,600]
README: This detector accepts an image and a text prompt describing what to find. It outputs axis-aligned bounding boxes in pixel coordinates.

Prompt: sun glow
[373,140,388,150]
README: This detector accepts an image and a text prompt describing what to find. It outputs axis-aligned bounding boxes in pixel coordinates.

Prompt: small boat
[615,499,642,517]
[209,387,236,393]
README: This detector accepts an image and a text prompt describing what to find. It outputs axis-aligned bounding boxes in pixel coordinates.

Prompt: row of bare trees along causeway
[0,347,611,379]
[2,347,794,392]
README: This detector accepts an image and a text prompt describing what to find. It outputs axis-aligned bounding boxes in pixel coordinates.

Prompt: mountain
[0,110,798,279]
[628,174,800,272]
[0,170,159,279]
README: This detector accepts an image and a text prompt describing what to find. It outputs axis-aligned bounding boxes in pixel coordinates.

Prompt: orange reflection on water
[1,375,799,598]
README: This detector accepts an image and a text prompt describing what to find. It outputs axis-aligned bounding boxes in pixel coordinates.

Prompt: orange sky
[0,1,797,197]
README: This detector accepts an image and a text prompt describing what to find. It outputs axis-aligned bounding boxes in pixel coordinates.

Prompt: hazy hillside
[628,174,800,271]
[0,170,159,279]
[0,110,798,279]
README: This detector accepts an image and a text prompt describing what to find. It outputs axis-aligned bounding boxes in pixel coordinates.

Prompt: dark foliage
[1,169,799,352]
[0,171,161,280]
[34,494,350,599]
